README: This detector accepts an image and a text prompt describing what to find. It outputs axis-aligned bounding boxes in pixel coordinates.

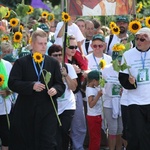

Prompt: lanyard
[141,52,146,69]
[93,53,103,71]
[32,55,45,81]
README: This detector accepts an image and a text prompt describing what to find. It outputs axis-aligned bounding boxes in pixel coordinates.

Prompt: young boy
[86,70,103,150]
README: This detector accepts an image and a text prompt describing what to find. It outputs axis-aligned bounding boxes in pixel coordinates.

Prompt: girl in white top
[86,70,103,150]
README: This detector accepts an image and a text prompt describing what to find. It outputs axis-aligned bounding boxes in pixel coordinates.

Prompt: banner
[31,0,51,11]
[69,0,135,16]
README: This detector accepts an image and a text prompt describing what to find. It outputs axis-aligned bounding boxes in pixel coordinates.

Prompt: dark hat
[38,23,50,32]
[116,16,129,23]
[87,70,100,81]
[3,54,17,62]
[92,34,105,42]
[19,51,31,58]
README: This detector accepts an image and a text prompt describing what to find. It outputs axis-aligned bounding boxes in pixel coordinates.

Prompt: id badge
[139,69,146,82]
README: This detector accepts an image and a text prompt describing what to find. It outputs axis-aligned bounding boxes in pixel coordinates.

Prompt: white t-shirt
[0,59,12,115]
[121,47,150,105]
[120,89,128,106]
[81,39,93,56]
[102,64,121,108]
[86,87,102,116]
[54,21,85,45]
[57,63,77,115]
[86,53,112,70]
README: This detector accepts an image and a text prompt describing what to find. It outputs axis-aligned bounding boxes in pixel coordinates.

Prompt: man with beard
[105,16,132,56]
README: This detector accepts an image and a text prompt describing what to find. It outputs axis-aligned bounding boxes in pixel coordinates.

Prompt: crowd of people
[0,11,150,150]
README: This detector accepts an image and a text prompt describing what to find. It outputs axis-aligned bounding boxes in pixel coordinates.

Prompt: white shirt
[57,63,77,115]
[0,59,12,115]
[86,87,102,116]
[121,47,150,105]
[86,53,112,70]
[101,64,121,108]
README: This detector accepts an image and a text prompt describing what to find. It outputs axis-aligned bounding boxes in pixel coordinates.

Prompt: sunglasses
[52,54,62,57]
[135,37,146,42]
[93,44,103,48]
[68,46,78,49]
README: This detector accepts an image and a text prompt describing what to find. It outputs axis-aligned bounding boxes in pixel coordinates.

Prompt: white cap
[136,27,150,41]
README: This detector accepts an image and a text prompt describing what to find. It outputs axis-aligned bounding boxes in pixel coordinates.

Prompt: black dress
[8,54,65,150]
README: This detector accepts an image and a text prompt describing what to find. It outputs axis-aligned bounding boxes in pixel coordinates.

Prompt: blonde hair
[31,30,47,42]
[1,41,13,51]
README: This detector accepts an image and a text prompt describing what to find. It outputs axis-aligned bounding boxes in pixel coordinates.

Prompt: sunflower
[19,25,24,31]
[33,52,44,63]
[111,26,120,35]
[27,5,34,15]
[13,32,23,43]
[136,2,142,13]
[62,12,71,22]
[48,13,55,22]
[109,22,117,29]
[128,20,142,34]
[1,35,9,41]
[41,11,49,18]
[99,59,106,69]
[145,17,150,28]
[0,74,4,87]
[112,43,125,52]
[10,18,19,27]
[4,11,10,18]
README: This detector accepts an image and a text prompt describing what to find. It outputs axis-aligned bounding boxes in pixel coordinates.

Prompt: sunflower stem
[3,98,10,129]
[39,64,62,126]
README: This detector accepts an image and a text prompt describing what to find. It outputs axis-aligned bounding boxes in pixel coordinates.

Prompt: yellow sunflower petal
[62,12,71,22]
[13,32,23,43]
[0,74,5,86]
[4,11,10,18]
[27,5,34,15]
[33,52,44,63]
[111,26,120,35]
[1,35,9,41]
[109,22,117,29]
[99,59,106,69]
[128,20,142,34]
[136,2,143,13]
[41,11,49,18]
[10,18,19,27]
[48,13,55,22]
[145,17,150,28]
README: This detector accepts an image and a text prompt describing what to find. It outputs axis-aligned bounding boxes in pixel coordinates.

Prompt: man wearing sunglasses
[119,27,150,150]
[87,34,112,71]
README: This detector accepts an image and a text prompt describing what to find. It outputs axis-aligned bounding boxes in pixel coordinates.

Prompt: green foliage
[0,6,9,19]
[16,4,30,18]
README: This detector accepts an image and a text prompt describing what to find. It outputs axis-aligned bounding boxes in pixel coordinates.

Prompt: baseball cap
[92,34,105,42]
[116,16,129,23]
[3,54,17,62]
[135,27,150,40]
[87,70,100,81]
[19,51,31,58]
[38,23,50,32]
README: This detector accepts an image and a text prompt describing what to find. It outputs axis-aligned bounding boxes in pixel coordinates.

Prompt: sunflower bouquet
[32,52,62,126]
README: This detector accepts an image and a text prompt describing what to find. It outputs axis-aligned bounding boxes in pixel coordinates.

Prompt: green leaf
[16,4,30,18]
[112,59,121,72]
[44,71,51,85]
[120,63,131,71]
[124,42,131,51]
[99,78,106,88]
[32,23,39,31]
[0,6,9,19]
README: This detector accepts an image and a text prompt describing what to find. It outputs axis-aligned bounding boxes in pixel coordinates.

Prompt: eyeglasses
[68,46,78,49]
[135,37,146,42]
[93,44,103,48]
[51,54,62,57]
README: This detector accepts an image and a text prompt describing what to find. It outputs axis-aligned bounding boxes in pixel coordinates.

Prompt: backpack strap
[64,63,68,73]
[107,34,114,54]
